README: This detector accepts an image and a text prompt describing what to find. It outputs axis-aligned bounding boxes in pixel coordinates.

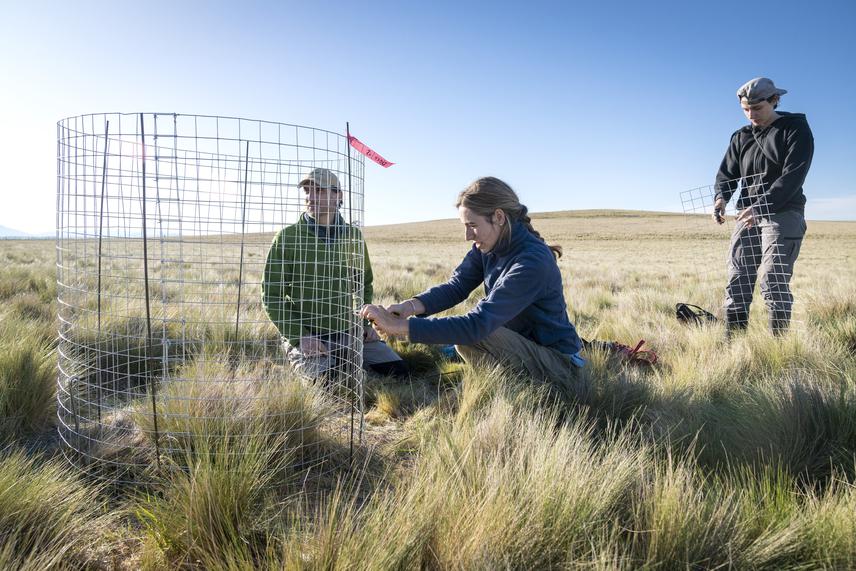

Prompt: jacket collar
[490,220,528,258]
[301,212,345,235]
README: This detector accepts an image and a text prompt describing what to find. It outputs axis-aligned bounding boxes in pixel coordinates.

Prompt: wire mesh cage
[680,175,803,334]
[56,113,367,485]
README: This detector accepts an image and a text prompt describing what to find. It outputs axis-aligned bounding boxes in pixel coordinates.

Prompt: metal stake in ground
[346,122,357,461]
[234,140,250,342]
[95,119,109,426]
[139,113,162,472]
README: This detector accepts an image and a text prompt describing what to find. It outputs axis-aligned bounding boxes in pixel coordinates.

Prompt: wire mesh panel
[680,175,803,334]
[56,113,367,485]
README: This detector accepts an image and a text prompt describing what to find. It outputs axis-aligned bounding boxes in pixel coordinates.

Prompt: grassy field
[1,210,855,569]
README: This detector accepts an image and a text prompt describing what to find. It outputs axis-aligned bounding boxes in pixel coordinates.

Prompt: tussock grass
[724,372,856,483]
[0,324,56,443]
[62,318,283,411]
[277,368,856,569]
[365,390,401,424]
[281,372,647,569]
[0,449,111,569]
[0,267,55,303]
[631,459,746,567]
[122,353,336,483]
[11,292,54,322]
[2,216,856,567]
[135,429,290,568]
[799,477,856,568]
[569,324,856,485]
[275,369,856,569]
[59,346,340,486]
[807,284,856,352]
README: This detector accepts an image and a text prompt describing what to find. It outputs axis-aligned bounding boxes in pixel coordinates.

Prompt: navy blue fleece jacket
[407,221,582,355]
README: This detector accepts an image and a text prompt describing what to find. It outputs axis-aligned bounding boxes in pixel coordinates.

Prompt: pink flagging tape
[348,135,394,168]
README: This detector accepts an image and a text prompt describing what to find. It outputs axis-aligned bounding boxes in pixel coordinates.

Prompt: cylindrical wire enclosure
[56,113,366,484]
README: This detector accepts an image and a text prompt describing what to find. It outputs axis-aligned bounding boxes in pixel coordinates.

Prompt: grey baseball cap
[298,168,341,191]
[736,77,787,104]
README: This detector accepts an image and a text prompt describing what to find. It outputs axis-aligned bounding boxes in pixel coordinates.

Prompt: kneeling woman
[361,177,583,387]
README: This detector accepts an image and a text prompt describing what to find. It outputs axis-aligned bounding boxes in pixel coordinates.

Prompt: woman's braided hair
[456,177,562,259]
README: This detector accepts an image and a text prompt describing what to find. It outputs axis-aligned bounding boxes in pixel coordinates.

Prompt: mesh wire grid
[680,175,804,334]
[56,113,367,485]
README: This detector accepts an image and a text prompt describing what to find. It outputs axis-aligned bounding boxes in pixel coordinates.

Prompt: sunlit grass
[0,449,112,569]
[135,429,291,568]
[1,212,856,567]
[0,320,56,443]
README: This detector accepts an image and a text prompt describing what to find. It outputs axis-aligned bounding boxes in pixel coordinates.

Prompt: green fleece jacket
[262,214,372,347]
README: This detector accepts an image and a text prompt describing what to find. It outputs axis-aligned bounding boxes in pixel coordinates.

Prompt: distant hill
[0,225,29,238]
[365,209,856,245]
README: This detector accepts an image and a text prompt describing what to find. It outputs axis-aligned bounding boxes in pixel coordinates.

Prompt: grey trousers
[724,209,806,333]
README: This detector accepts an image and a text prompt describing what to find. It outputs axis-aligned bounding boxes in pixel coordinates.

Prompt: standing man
[713,77,814,335]
[262,167,409,380]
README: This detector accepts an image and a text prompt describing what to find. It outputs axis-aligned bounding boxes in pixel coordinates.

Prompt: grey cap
[298,167,341,191]
[736,77,787,104]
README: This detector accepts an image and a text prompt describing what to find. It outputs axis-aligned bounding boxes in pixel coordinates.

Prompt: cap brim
[740,90,787,104]
[297,179,340,191]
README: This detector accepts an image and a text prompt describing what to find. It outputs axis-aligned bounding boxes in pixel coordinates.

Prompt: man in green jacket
[262,168,408,379]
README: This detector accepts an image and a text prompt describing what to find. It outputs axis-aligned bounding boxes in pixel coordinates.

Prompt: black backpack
[675,303,718,325]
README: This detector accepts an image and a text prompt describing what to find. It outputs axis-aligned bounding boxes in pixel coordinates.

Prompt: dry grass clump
[0,322,56,443]
[0,449,112,569]
[272,366,856,569]
[128,353,343,568]
[1,215,855,567]
[276,370,646,569]
[365,390,402,425]
[798,478,856,567]
[10,292,54,322]
[134,429,291,568]
[806,284,856,352]
[0,266,55,303]
[129,351,335,476]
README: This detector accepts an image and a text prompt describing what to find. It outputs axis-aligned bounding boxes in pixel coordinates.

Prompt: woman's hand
[386,298,426,318]
[360,304,410,338]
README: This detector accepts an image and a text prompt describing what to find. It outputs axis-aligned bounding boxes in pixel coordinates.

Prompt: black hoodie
[714,111,814,214]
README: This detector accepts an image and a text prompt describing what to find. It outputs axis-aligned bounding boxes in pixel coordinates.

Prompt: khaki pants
[455,327,578,390]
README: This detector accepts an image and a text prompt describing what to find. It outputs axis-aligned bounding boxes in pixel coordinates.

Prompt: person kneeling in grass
[263,167,409,381]
[360,176,584,388]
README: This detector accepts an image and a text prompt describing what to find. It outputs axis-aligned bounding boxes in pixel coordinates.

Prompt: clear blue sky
[1,0,854,234]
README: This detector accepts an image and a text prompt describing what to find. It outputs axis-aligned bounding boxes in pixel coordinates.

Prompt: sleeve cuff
[412,295,430,316]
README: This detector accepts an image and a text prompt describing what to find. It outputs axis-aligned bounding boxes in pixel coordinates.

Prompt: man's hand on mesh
[736,206,756,228]
[712,198,726,225]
